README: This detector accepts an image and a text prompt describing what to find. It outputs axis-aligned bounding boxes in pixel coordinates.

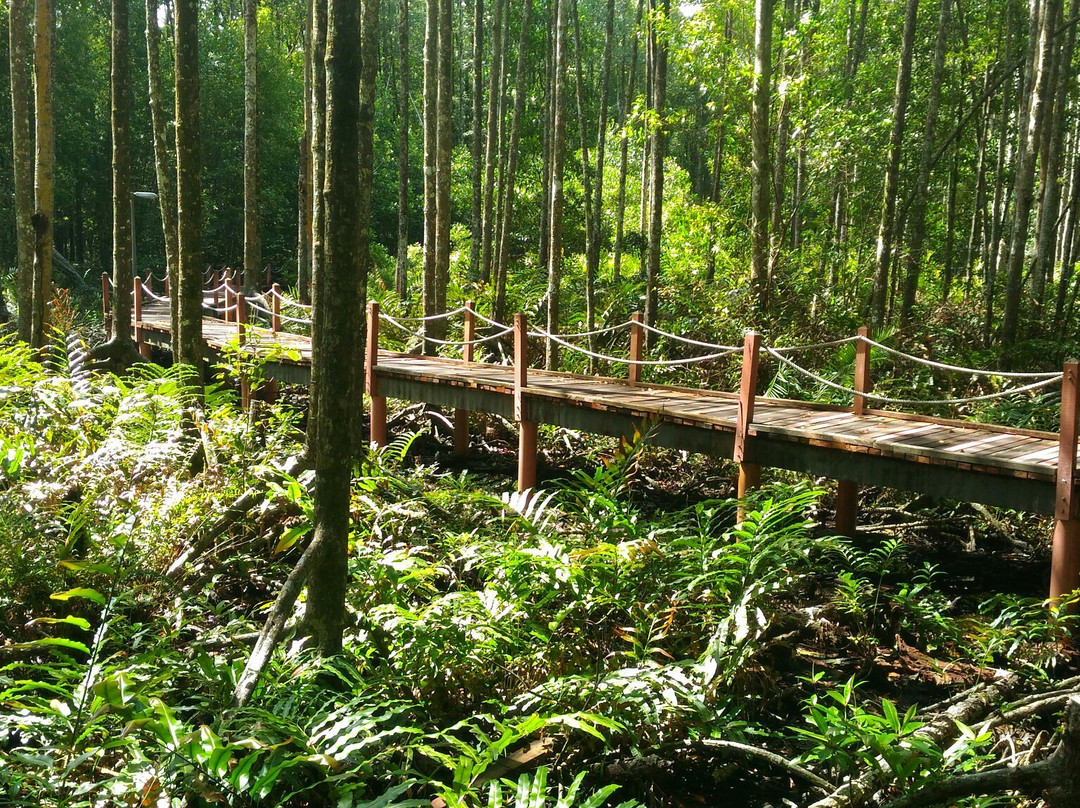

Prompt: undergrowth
[0,336,1075,807]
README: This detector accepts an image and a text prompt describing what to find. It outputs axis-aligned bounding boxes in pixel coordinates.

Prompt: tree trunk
[612,0,643,287]
[749,0,773,313]
[9,0,34,343]
[396,0,410,300]
[492,0,534,324]
[434,0,452,340]
[145,0,180,340]
[109,0,136,356]
[1001,0,1060,347]
[309,0,328,318]
[870,0,919,330]
[422,0,438,345]
[963,84,990,299]
[243,0,260,293]
[174,0,203,378]
[306,0,363,658]
[644,0,668,338]
[587,0,614,347]
[469,0,483,280]
[1032,0,1077,326]
[1056,117,1080,331]
[539,4,554,273]
[30,0,56,350]
[545,0,567,370]
[570,0,596,354]
[900,0,950,322]
[298,0,314,303]
[480,0,507,284]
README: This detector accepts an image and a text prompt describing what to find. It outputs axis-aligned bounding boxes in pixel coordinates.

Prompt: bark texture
[243,0,261,293]
[10,0,34,342]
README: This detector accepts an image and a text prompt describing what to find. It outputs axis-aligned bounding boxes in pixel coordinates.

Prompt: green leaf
[57,560,116,575]
[28,615,91,631]
[9,637,90,655]
[274,523,312,554]
[50,587,106,605]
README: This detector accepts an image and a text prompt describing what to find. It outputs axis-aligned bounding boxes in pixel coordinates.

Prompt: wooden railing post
[213,268,222,310]
[1051,359,1080,606]
[734,331,762,521]
[271,283,282,333]
[836,326,871,537]
[102,273,112,340]
[133,276,151,359]
[515,313,537,492]
[628,311,644,385]
[367,301,388,447]
[453,301,476,456]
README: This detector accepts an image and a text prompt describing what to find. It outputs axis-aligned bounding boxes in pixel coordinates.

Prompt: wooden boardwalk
[127,284,1080,601]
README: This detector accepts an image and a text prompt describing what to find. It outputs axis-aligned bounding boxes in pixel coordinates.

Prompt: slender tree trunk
[1001,0,1060,347]
[591,0,614,302]
[1056,117,1080,330]
[480,0,507,284]
[396,0,410,299]
[963,85,990,298]
[644,0,668,337]
[145,0,180,340]
[570,0,596,351]
[539,4,554,273]
[30,0,56,349]
[749,0,773,312]
[422,0,438,344]
[243,0,260,293]
[434,0,452,339]
[469,0,484,280]
[769,0,793,283]
[943,144,959,296]
[1032,0,1077,326]
[900,0,950,322]
[985,20,1017,346]
[870,0,919,329]
[109,0,136,357]
[306,0,363,658]
[612,0,644,287]
[174,0,203,378]
[298,0,314,302]
[9,0,34,343]
[492,0,533,324]
[309,0,328,317]
[545,0,567,369]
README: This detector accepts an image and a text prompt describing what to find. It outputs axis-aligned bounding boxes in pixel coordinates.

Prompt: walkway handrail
[854,335,1060,380]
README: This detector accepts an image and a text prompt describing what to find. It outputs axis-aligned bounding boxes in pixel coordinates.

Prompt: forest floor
[2,343,1079,808]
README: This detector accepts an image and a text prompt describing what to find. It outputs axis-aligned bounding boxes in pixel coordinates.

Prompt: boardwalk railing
[108,273,1080,603]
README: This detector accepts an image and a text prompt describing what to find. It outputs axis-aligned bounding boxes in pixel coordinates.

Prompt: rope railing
[246,300,312,327]
[139,282,169,303]
[765,347,1062,407]
[393,305,470,324]
[767,336,861,353]
[529,326,741,366]
[380,311,514,346]
[638,321,741,353]
[855,335,1060,380]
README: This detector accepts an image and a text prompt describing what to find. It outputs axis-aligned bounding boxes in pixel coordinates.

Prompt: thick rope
[768,336,860,353]
[531,328,741,366]
[638,321,740,352]
[857,336,1059,380]
[267,287,313,311]
[205,302,240,315]
[394,305,469,324]
[765,347,1062,406]
[547,321,634,339]
[380,312,515,346]
[246,301,313,326]
[139,284,169,303]
[467,306,512,329]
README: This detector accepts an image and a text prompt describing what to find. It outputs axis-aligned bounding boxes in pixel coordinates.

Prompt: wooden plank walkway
[129,293,1080,600]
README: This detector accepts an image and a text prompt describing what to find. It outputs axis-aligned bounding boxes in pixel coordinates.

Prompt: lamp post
[131,191,158,282]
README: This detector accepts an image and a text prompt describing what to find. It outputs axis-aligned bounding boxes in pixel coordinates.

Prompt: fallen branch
[693,739,834,795]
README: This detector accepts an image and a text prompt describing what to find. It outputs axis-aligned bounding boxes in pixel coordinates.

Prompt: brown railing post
[102,273,112,340]
[1051,359,1080,606]
[271,284,282,333]
[515,313,537,492]
[836,326,871,537]
[734,331,762,521]
[628,311,644,385]
[367,301,388,447]
[453,301,476,456]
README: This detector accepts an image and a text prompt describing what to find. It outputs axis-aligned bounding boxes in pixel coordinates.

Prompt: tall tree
[30,0,56,349]
[174,0,203,378]
[749,0,773,312]
[243,0,260,293]
[297,0,314,303]
[305,0,364,657]
[612,0,644,287]
[644,0,668,335]
[1002,0,1061,346]
[545,0,567,369]
[900,0,950,322]
[469,0,483,280]
[145,0,180,340]
[492,0,533,323]
[9,0,34,343]
[396,0,410,299]
[479,0,507,284]
[869,0,919,329]
[422,0,438,346]
[433,0,452,339]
